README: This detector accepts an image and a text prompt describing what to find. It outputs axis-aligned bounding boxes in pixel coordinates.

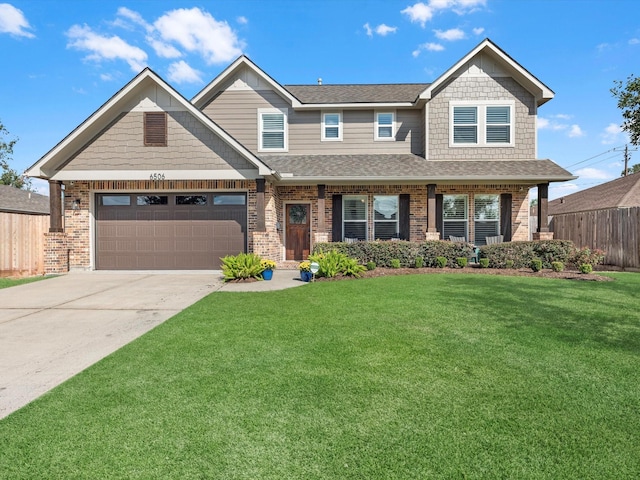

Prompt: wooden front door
[286,204,310,260]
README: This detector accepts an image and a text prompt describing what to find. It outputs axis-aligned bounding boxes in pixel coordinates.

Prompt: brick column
[44,232,69,274]
[425,183,440,240]
[533,182,554,240]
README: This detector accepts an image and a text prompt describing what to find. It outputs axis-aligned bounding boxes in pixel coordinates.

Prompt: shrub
[456,257,468,268]
[414,256,424,268]
[531,259,543,272]
[479,240,575,269]
[308,249,365,278]
[221,253,264,282]
[505,259,514,269]
[435,256,447,268]
[579,263,593,274]
[571,247,605,267]
[479,258,489,268]
[366,261,376,271]
[551,261,564,272]
[391,259,401,269]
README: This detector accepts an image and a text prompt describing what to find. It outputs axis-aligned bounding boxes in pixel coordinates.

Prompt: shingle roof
[549,172,640,215]
[0,184,50,215]
[259,155,575,182]
[283,84,429,104]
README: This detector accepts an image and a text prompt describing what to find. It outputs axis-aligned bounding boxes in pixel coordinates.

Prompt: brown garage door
[96,193,246,270]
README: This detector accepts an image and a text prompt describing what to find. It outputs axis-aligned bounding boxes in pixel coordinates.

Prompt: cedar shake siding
[62,110,255,172]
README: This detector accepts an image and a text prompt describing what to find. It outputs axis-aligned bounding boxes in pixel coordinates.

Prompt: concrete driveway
[0,272,221,420]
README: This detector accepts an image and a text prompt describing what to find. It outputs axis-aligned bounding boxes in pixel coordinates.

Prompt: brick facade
[44,232,69,274]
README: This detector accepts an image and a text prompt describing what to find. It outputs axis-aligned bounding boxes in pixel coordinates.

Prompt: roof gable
[420,38,554,106]
[549,173,640,215]
[26,68,271,179]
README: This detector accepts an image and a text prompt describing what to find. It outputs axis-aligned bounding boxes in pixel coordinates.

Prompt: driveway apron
[0,272,221,420]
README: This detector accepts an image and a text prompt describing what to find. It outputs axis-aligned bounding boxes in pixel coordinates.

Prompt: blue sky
[1,0,638,198]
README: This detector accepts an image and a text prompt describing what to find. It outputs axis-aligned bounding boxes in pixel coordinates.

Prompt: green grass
[1,273,639,479]
[0,275,48,289]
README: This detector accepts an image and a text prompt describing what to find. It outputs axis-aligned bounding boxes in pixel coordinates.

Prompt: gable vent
[144,112,167,147]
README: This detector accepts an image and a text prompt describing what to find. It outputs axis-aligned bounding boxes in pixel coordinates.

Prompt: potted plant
[298,261,312,282]
[260,259,276,280]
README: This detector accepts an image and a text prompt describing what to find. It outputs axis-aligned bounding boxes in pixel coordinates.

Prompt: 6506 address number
[149,173,165,181]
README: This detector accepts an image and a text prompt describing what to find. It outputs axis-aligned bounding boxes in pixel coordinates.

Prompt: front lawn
[0,275,48,289]
[1,273,639,479]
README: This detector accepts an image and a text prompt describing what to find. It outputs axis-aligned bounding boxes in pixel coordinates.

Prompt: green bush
[571,247,605,267]
[479,240,575,269]
[414,256,424,268]
[221,253,264,282]
[551,261,565,272]
[391,259,401,269]
[366,261,376,271]
[505,259,514,269]
[531,259,543,272]
[479,258,489,268]
[435,256,447,268]
[456,257,468,268]
[579,263,593,274]
[309,249,365,278]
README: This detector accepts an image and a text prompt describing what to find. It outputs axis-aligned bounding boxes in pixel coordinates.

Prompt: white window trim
[449,101,514,147]
[443,194,469,241]
[321,111,343,141]
[258,108,288,152]
[375,111,396,141]
[343,195,368,241]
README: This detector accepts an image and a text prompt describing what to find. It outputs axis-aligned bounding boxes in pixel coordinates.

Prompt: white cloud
[153,7,244,64]
[412,42,445,56]
[537,117,550,129]
[115,6,152,32]
[0,3,35,38]
[550,183,579,198]
[376,24,397,36]
[434,28,465,41]
[66,24,148,72]
[601,123,623,145]
[574,167,613,180]
[237,16,248,25]
[402,0,486,26]
[472,27,484,35]
[363,22,373,37]
[554,113,571,120]
[568,124,585,138]
[147,37,182,58]
[100,73,114,81]
[167,60,203,84]
[629,37,639,45]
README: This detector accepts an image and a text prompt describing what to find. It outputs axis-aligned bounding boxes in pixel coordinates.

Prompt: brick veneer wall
[44,232,69,274]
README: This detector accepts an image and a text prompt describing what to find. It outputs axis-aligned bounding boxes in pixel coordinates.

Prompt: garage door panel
[96,192,246,270]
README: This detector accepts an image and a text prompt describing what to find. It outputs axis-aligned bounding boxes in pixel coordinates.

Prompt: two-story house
[27,39,574,273]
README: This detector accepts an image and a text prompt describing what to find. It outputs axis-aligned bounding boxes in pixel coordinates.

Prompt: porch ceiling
[260,154,576,184]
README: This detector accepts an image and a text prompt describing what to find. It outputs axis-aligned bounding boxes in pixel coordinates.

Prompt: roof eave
[274,174,577,184]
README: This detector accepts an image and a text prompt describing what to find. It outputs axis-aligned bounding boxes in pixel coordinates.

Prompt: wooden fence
[0,212,49,277]
[550,207,640,269]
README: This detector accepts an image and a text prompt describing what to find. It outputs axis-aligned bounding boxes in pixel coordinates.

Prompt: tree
[0,120,32,190]
[621,163,640,176]
[611,75,640,146]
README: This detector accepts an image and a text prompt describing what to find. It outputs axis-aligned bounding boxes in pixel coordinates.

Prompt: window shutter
[399,194,410,240]
[332,194,343,242]
[436,194,443,239]
[144,112,167,146]
[500,193,512,241]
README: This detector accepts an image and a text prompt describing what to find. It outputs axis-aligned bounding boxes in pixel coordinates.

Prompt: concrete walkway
[0,270,304,419]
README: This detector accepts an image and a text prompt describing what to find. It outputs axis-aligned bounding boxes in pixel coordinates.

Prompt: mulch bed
[314,266,615,282]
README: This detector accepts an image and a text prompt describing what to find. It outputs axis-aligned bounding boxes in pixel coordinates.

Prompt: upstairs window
[322,112,342,141]
[259,109,287,151]
[144,112,167,146]
[450,102,513,147]
[375,112,395,140]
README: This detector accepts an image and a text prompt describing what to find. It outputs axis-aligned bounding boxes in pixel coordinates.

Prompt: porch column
[49,180,63,232]
[425,183,439,240]
[317,184,325,232]
[533,182,554,240]
[255,179,265,232]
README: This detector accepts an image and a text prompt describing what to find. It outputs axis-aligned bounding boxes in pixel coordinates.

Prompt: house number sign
[149,173,166,181]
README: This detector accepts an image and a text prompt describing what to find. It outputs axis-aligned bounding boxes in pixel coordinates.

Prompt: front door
[286,204,310,260]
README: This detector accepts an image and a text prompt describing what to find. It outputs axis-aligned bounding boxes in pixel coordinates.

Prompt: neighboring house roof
[0,184,49,215]
[549,173,640,215]
[260,155,574,183]
[26,68,272,180]
[283,84,430,104]
[420,38,554,106]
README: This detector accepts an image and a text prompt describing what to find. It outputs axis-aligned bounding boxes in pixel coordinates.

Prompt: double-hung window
[343,195,368,240]
[259,109,287,151]
[322,112,342,141]
[474,194,500,245]
[450,102,513,146]
[442,194,468,240]
[373,195,399,240]
[375,112,395,140]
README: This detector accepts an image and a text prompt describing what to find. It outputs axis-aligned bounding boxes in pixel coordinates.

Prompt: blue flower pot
[262,269,273,281]
[300,271,312,282]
